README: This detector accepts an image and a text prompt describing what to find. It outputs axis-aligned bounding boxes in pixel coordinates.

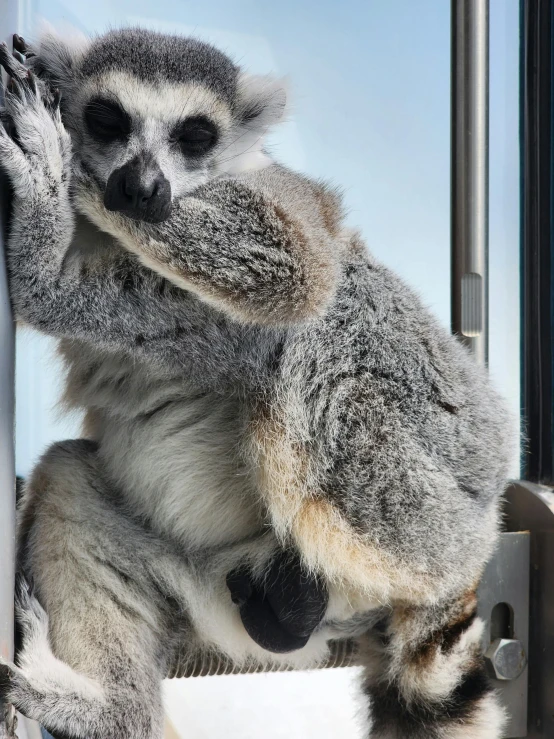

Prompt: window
[0,2,526,738]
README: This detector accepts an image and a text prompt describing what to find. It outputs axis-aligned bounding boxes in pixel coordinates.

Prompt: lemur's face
[77,74,235,223]
[30,28,286,224]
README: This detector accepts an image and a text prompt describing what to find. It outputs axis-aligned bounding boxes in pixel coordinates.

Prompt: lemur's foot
[227,551,328,653]
[0,658,29,717]
[0,697,17,739]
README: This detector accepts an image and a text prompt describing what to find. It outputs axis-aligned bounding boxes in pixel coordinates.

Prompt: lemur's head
[29,27,287,223]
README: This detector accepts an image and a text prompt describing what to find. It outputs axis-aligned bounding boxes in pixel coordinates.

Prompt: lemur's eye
[84,97,132,142]
[172,116,218,157]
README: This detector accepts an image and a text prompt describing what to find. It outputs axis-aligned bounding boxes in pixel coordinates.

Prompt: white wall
[163,668,366,739]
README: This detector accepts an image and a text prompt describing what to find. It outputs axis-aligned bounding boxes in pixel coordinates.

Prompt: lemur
[0,28,513,739]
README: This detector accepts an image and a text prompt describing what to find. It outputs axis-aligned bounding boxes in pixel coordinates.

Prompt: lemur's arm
[0,48,340,364]
[74,162,341,328]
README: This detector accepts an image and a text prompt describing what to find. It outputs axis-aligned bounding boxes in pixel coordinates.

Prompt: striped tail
[363,592,506,738]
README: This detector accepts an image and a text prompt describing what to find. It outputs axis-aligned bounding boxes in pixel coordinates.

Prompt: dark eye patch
[84,97,132,142]
[171,116,218,157]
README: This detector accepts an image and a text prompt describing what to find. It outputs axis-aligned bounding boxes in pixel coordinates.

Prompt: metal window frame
[516,1,554,736]
[521,0,554,484]
[0,9,41,739]
[0,6,17,735]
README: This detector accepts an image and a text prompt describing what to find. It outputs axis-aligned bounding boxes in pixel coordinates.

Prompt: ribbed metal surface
[461,272,483,336]
[167,639,360,679]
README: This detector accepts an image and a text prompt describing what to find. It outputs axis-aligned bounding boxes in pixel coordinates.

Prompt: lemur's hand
[226,551,328,654]
[0,42,72,200]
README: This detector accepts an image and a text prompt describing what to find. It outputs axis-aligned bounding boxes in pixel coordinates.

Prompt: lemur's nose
[123,173,160,208]
[104,156,172,223]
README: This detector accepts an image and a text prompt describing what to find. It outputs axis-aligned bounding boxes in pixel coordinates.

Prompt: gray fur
[0,28,513,738]
[79,30,239,101]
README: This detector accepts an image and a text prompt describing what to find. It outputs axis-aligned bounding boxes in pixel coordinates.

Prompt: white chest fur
[93,388,263,550]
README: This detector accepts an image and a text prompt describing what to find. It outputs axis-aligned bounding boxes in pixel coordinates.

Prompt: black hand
[227,551,328,654]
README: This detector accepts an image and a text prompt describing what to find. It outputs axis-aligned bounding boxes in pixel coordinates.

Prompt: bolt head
[484,638,527,681]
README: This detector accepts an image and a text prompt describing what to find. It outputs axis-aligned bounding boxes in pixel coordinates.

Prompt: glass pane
[489,0,520,461]
[13,1,521,736]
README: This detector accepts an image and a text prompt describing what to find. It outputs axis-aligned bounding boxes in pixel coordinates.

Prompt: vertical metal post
[451,0,490,365]
[0,8,17,738]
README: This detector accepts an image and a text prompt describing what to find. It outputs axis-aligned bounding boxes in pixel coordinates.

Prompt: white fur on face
[82,71,232,126]
[75,72,274,198]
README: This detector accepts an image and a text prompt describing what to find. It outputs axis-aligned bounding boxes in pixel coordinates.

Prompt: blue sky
[15,0,520,474]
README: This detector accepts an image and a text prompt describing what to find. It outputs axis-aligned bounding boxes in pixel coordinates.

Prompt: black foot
[227,551,328,653]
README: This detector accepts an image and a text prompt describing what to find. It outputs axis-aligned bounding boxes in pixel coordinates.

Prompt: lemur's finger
[0,41,27,80]
[13,34,30,56]
[4,74,39,113]
[0,44,39,109]
[0,109,18,145]
[25,69,38,96]
[0,119,29,168]
[13,50,26,65]
[6,76,26,102]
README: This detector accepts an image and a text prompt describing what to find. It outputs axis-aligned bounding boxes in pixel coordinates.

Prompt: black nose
[123,171,160,209]
[104,156,172,223]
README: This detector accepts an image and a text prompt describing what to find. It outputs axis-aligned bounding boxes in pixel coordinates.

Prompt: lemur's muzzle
[104,155,172,223]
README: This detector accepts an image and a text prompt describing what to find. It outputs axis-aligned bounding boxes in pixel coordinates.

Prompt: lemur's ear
[27,23,90,89]
[236,73,288,130]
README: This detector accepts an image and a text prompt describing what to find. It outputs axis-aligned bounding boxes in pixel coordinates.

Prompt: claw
[12,34,27,55]
[13,33,34,59]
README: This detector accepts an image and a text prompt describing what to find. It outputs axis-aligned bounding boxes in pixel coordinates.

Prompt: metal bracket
[475,480,554,738]
[503,481,554,738]
[478,532,530,737]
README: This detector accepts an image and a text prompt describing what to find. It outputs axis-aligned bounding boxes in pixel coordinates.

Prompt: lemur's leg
[3,439,330,737]
[2,441,172,739]
[363,594,505,739]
